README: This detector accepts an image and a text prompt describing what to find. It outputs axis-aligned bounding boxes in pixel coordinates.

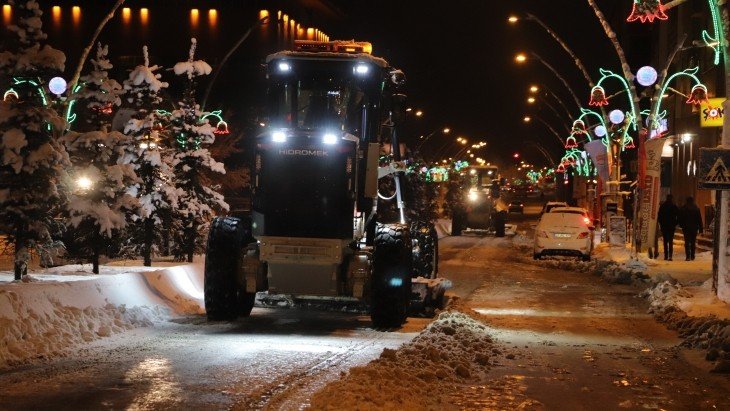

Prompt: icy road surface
[0,308,430,410]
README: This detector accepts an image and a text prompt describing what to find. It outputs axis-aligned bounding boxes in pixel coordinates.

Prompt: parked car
[549,207,594,228]
[508,201,524,213]
[540,201,568,215]
[534,211,593,261]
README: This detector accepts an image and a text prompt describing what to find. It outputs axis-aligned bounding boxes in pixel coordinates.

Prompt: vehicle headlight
[278,61,291,72]
[354,64,369,75]
[272,130,287,143]
[468,191,478,202]
[323,133,338,144]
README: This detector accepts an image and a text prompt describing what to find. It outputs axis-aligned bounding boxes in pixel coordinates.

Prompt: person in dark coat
[657,195,679,260]
[679,197,703,261]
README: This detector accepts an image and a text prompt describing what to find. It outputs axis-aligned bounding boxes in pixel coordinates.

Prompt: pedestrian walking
[657,194,679,260]
[679,196,702,261]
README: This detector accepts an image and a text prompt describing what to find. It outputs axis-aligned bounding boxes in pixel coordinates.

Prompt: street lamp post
[415,127,450,152]
[515,51,582,111]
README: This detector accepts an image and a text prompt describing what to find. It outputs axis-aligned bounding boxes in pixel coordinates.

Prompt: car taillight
[538,230,549,238]
[577,232,590,239]
[583,217,591,225]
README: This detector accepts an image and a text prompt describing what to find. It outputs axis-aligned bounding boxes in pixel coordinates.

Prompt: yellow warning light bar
[295,40,373,55]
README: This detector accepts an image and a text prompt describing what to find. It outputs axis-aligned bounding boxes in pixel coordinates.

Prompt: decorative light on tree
[564,135,579,149]
[635,66,658,87]
[200,110,230,135]
[571,119,588,135]
[702,0,723,65]
[626,0,668,23]
[686,84,709,105]
[589,85,609,107]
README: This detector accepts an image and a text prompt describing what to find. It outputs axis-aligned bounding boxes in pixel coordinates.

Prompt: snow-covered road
[2,205,729,410]
[0,307,430,410]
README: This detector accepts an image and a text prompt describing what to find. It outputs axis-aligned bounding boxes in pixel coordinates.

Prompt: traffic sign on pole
[698,148,730,190]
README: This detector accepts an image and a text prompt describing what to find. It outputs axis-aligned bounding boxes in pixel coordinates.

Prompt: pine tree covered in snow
[170,39,228,262]
[121,46,179,266]
[61,44,137,273]
[0,0,69,279]
[71,43,122,133]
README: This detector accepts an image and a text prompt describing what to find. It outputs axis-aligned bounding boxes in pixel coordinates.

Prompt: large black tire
[204,217,256,321]
[371,223,412,328]
[411,222,438,279]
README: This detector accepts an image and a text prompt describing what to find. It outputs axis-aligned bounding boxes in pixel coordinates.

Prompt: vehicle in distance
[534,211,593,261]
[508,201,524,213]
[540,201,568,215]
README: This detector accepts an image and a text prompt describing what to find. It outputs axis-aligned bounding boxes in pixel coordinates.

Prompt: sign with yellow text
[700,97,726,127]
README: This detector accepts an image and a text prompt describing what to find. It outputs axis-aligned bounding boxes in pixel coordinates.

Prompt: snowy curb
[642,281,730,373]
[0,264,205,369]
[309,309,502,409]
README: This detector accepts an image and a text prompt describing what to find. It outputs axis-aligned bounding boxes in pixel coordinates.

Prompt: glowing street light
[76,176,93,191]
[530,85,539,93]
[515,53,527,63]
[523,116,532,123]
[443,128,451,134]
[508,15,519,24]
[415,110,423,117]
[527,97,536,104]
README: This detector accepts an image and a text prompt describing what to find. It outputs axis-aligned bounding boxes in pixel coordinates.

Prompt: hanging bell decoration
[686,84,708,105]
[589,86,609,107]
[627,0,669,23]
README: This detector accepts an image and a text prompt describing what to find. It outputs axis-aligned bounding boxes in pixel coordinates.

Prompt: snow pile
[533,257,649,285]
[309,310,497,410]
[0,264,204,369]
[644,280,730,372]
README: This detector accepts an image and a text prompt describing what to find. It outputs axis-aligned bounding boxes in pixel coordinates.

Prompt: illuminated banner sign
[700,97,726,128]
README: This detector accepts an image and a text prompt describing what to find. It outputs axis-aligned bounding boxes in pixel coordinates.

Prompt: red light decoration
[624,137,636,149]
[565,135,579,149]
[557,163,566,173]
[571,120,587,135]
[589,86,609,107]
[627,0,668,23]
[686,84,708,105]
[214,121,230,135]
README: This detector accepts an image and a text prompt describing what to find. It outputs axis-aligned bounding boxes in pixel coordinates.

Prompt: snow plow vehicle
[204,40,443,327]
[451,165,504,236]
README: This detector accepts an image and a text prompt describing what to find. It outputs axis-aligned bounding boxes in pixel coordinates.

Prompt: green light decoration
[200,110,230,135]
[560,148,594,177]
[11,77,48,106]
[453,160,469,172]
[64,83,82,126]
[651,67,707,128]
[702,0,723,66]
[591,69,637,130]
[426,166,449,183]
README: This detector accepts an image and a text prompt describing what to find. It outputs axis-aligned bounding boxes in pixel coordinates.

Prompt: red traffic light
[513,153,520,159]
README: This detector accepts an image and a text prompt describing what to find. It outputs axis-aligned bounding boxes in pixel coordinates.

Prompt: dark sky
[9,0,654,168]
[322,0,645,167]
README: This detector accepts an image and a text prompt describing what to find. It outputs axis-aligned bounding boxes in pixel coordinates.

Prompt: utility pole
[715,0,729,303]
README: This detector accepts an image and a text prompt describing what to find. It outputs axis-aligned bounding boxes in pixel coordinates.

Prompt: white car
[549,207,594,228]
[540,201,568,215]
[534,212,593,261]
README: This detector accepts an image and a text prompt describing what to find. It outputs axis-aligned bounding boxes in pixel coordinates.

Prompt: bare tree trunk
[13,226,26,280]
[586,0,642,124]
[186,220,196,263]
[143,218,153,267]
[527,13,595,87]
[68,0,125,96]
[92,231,100,274]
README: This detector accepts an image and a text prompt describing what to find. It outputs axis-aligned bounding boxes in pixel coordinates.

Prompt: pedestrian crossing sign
[698,148,730,189]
